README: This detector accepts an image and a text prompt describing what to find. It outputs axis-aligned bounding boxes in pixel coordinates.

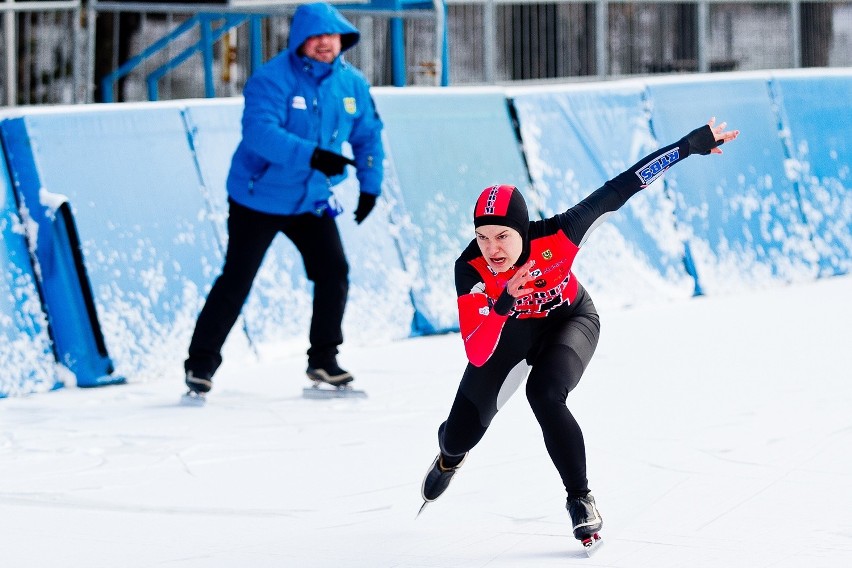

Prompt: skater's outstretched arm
[552,117,740,246]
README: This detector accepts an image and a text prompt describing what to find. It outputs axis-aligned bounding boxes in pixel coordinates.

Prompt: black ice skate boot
[306,359,353,387]
[185,371,213,394]
[182,371,213,406]
[421,453,467,502]
[566,493,603,540]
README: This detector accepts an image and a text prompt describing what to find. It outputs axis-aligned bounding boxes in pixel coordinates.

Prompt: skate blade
[180,391,207,406]
[415,500,429,519]
[302,382,367,399]
[581,533,603,557]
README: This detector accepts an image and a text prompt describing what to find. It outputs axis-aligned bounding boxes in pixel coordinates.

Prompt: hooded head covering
[288,2,360,55]
[473,185,530,241]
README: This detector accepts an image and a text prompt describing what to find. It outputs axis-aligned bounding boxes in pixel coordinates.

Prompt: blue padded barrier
[183,99,414,350]
[0,106,224,381]
[646,74,820,294]
[0,141,62,396]
[1,118,121,388]
[509,82,699,309]
[770,71,852,276]
[372,88,531,332]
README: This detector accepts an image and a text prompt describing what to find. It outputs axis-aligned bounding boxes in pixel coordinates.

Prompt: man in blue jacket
[184,2,384,398]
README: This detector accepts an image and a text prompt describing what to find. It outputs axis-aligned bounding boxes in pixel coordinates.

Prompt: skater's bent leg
[438,393,487,461]
[526,344,590,496]
[438,355,526,461]
[287,215,348,364]
[186,201,277,377]
[436,319,530,465]
[526,307,599,496]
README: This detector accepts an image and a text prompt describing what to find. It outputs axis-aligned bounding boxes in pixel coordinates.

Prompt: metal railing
[1,0,83,106]
[90,0,446,103]
[2,0,850,106]
[444,0,850,84]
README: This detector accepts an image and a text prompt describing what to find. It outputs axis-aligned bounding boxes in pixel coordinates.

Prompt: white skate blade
[581,533,603,557]
[415,500,429,519]
[302,383,367,399]
[180,391,207,406]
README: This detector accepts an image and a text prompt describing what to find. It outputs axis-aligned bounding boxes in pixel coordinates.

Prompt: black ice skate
[303,361,366,399]
[566,493,603,556]
[181,371,212,406]
[417,453,467,517]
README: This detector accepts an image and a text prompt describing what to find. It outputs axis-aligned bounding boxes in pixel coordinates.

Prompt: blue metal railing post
[102,16,199,103]
[440,1,448,86]
[146,15,247,101]
[390,17,406,86]
[200,14,216,98]
[250,14,264,75]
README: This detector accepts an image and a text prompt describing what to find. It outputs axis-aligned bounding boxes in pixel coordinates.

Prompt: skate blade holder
[180,391,207,406]
[303,380,367,399]
[581,532,603,556]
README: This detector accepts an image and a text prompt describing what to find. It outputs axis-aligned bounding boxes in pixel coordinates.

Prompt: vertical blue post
[250,14,264,75]
[682,241,704,297]
[440,2,449,86]
[390,17,406,86]
[200,15,216,98]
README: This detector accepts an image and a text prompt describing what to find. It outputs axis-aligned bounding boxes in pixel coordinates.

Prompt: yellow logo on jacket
[542,249,553,260]
[343,97,357,114]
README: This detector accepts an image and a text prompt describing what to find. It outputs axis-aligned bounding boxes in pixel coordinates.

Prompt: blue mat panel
[511,82,697,308]
[646,75,820,294]
[373,88,531,332]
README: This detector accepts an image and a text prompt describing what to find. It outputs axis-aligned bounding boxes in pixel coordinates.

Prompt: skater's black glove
[683,124,723,156]
[353,193,377,224]
[310,148,355,177]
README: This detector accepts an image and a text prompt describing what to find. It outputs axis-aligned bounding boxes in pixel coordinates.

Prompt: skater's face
[301,34,342,64]
[476,225,523,273]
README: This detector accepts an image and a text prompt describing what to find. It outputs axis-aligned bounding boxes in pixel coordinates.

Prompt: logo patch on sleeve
[292,96,307,110]
[343,97,357,114]
[636,148,679,185]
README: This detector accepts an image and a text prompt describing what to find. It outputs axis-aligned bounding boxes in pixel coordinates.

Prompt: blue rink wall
[1,69,850,396]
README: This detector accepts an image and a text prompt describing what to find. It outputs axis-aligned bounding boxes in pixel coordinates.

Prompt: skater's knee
[439,396,488,456]
[525,380,568,413]
[306,254,348,283]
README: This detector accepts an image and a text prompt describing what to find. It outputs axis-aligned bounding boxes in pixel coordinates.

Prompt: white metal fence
[1,0,83,106]
[1,0,850,105]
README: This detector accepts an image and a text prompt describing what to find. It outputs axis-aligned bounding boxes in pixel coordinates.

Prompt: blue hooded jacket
[226,2,384,216]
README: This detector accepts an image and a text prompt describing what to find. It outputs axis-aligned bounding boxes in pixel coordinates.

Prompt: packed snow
[1,273,851,567]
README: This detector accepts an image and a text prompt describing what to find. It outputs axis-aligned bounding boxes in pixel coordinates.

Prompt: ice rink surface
[2,274,851,567]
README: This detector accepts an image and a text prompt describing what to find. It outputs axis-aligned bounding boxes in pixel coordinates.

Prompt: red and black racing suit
[437,125,718,497]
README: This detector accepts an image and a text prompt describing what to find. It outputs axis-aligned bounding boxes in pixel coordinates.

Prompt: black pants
[185,199,349,377]
[438,287,600,497]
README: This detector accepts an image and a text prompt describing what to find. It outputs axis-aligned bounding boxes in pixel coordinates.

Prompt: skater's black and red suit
[439,130,708,498]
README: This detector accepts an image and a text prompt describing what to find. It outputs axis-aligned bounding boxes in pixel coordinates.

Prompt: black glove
[353,193,377,224]
[310,148,355,177]
[684,124,722,156]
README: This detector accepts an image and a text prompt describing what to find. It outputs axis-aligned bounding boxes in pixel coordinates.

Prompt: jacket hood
[288,2,360,55]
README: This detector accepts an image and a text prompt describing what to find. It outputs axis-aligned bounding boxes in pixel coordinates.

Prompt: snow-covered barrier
[770,71,852,277]
[182,99,413,346]
[0,143,63,396]
[646,74,824,294]
[0,70,849,394]
[509,82,700,310]
[372,88,531,332]
[0,105,224,382]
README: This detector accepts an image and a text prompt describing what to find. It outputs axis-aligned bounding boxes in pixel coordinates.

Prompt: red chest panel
[470,231,580,318]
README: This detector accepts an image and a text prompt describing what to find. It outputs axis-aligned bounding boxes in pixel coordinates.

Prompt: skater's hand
[685,117,740,155]
[506,259,537,299]
[310,147,355,177]
[706,117,739,154]
[353,192,377,224]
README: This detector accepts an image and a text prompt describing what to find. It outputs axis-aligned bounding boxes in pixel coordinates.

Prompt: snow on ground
[1,274,851,567]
